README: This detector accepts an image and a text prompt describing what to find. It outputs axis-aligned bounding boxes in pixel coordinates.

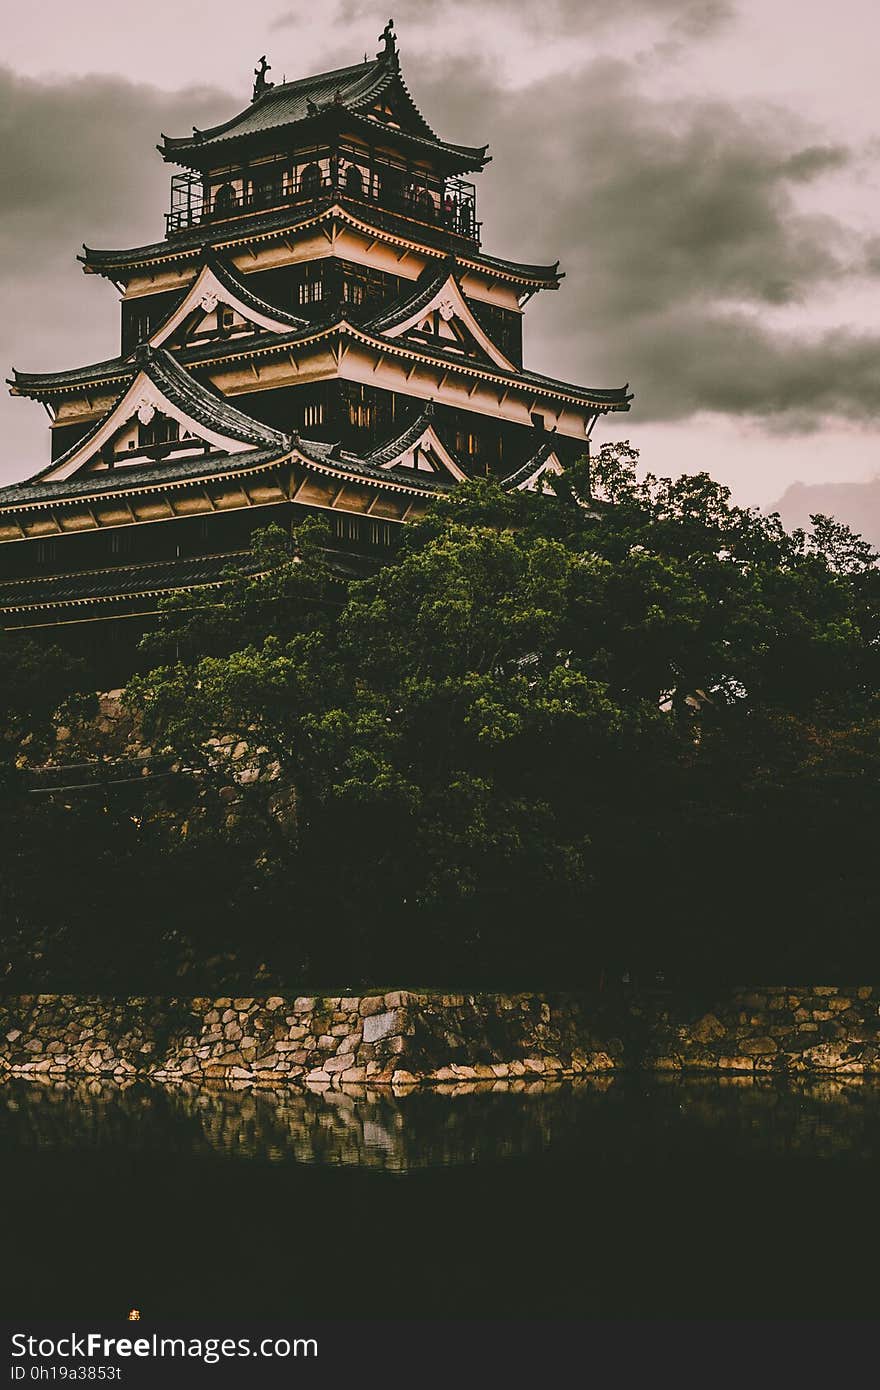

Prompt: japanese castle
[0,22,631,662]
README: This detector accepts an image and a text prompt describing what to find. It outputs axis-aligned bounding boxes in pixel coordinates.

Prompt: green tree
[119,444,880,985]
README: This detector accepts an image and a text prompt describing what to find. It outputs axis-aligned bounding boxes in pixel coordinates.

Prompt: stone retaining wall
[0,992,619,1088]
[2,986,879,1086]
[642,985,880,1075]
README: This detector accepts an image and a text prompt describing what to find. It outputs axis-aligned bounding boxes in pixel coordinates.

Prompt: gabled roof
[500,440,566,492]
[159,54,488,172]
[11,257,312,400]
[369,260,518,371]
[31,345,289,483]
[291,433,451,495]
[0,447,286,510]
[150,254,309,346]
[362,403,467,481]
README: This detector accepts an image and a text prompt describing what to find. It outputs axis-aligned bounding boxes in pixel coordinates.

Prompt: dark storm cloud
[405,55,879,426]
[0,66,232,473]
[0,66,230,268]
[274,0,735,40]
[3,21,879,441]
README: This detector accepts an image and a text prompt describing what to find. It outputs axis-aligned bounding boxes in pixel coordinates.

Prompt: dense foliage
[3,443,880,988]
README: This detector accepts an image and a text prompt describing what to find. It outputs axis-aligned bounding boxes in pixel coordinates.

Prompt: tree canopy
[2,444,878,989]
[112,443,880,987]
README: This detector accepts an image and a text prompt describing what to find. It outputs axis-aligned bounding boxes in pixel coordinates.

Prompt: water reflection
[2,1072,880,1170]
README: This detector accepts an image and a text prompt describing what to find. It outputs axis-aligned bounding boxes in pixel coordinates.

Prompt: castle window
[349,400,375,430]
[298,280,322,305]
[344,165,364,197]
[109,530,132,558]
[297,264,323,306]
[214,182,237,213]
[138,414,180,449]
[455,430,480,457]
[218,305,235,334]
[342,278,365,306]
[333,515,361,543]
[300,163,321,195]
[303,402,324,428]
[253,171,282,207]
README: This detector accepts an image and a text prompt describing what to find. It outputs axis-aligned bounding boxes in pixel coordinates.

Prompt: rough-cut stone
[359,997,386,1017]
[362,1010,400,1044]
[3,984,880,1089]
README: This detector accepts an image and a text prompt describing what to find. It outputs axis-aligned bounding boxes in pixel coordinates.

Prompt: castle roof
[79,201,562,291]
[159,55,489,173]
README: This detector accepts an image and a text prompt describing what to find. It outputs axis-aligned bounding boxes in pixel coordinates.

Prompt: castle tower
[0,24,631,661]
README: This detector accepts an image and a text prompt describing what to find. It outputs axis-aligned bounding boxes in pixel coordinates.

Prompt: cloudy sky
[3,0,880,523]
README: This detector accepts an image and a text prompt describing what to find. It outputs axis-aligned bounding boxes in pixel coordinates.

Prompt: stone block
[359,997,386,1017]
[362,1010,400,1044]
[739,1036,777,1055]
[322,1054,351,1073]
[690,1013,727,1044]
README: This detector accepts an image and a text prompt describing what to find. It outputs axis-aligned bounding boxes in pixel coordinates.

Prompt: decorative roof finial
[252,55,274,103]
[377,18,397,61]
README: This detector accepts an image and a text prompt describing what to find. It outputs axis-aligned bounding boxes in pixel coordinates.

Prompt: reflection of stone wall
[0,1074,616,1171]
[5,1072,880,1170]
[0,992,619,1087]
[2,986,879,1086]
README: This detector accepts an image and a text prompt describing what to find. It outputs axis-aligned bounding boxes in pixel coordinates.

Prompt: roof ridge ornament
[252,55,274,103]
[377,18,397,62]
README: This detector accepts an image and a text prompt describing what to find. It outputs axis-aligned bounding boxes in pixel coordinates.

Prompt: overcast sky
[3,0,880,517]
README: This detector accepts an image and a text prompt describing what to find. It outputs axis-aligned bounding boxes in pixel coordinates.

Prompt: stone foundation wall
[2,985,879,1087]
[0,992,619,1088]
[641,985,880,1076]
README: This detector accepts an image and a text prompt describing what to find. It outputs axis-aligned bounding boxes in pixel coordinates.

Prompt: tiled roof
[80,200,560,287]
[366,261,455,333]
[11,257,310,397]
[293,434,449,495]
[362,403,441,467]
[159,56,488,168]
[0,551,264,612]
[500,440,559,491]
[24,345,289,484]
[204,252,310,331]
[0,446,287,510]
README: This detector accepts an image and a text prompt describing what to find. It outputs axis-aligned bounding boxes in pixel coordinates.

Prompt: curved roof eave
[159,57,488,171]
[80,202,562,290]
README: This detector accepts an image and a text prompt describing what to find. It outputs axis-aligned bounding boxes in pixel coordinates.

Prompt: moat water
[2,1073,879,1318]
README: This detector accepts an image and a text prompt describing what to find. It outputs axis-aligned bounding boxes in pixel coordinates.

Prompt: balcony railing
[166,168,481,246]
